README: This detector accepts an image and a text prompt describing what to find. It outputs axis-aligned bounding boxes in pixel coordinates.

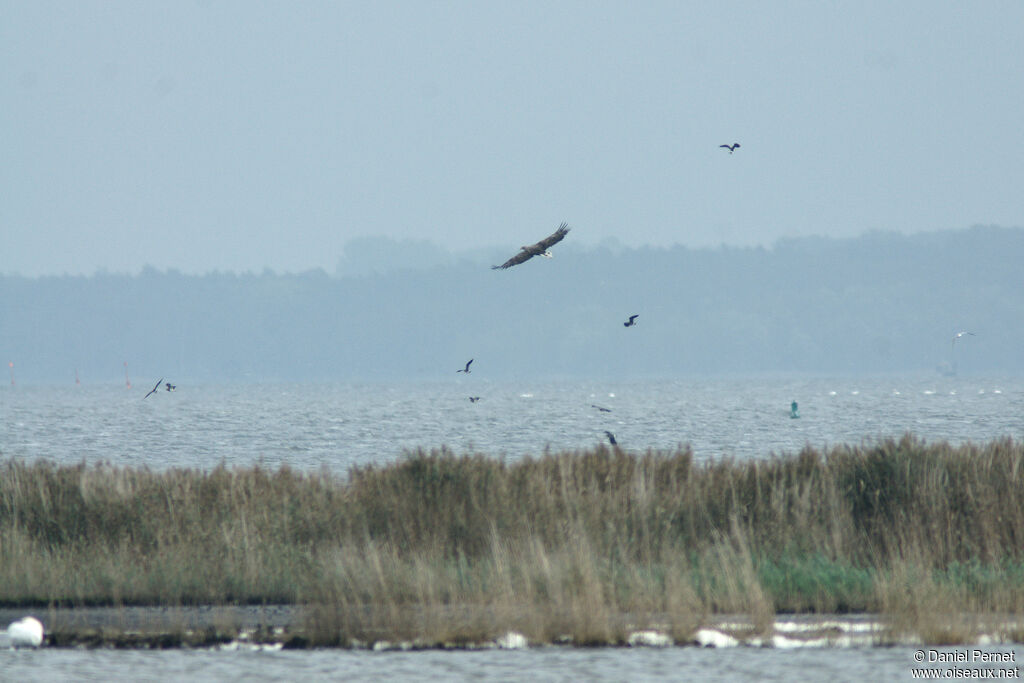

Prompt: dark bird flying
[143,378,163,399]
[469,396,481,403]
[457,359,474,374]
[165,382,176,392]
[720,143,740,153]
[591,404,612,413]
[623,314,639,327]
[492,223,570,270]
[604,431,618,446]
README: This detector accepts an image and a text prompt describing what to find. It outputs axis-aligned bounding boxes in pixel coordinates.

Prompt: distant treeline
[2,226,1022,382]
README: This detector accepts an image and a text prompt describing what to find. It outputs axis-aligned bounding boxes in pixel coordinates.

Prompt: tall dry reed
[1,435,1022,643]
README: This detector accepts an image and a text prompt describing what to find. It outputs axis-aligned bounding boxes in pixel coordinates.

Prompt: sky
[2,1,1023,276]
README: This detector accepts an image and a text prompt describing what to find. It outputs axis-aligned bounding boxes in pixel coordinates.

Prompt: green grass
[2,434,1023,644]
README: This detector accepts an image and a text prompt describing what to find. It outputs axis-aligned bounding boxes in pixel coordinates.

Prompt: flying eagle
[143,378,163,399]
[492,223,570,270]
[623,314,639,327]
[457,359,473,374]
[720,143,740,153]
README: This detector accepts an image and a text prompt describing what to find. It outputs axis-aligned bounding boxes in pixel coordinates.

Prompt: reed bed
[2,435,1023,645]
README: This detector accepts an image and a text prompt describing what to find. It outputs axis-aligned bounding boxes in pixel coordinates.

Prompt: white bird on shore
[1,616,44,648]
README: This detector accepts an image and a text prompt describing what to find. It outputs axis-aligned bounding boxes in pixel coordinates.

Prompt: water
[2,376,1022,472]
[3,375,1023,679]
[5,644,1021,682]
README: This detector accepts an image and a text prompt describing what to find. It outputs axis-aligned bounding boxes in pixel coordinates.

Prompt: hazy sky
[3,1,1023,276]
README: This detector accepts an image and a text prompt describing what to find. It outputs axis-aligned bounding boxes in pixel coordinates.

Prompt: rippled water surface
[2,376,1022,472]
[6,644,1012,682]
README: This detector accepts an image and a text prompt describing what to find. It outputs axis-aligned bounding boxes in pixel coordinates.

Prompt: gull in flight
[143,378,163,399]
[457,359,473,374]
[623,314,639,328]
[720,143,740,154]
[952,331,975,349]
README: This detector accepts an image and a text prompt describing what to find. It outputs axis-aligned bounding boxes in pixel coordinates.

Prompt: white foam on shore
[773,619,883,635]
[627,630,672,647]
[496,631,529,649]
[694,629,740,648]
[220,641,283,652]
[201,616,1024,651]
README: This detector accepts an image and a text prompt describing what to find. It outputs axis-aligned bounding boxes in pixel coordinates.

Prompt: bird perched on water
[604,431,618,446]
[623,314,639,327]
[143,378,163,399]
[457,359,474,374]
[720,143,740,154]
[492,223,570,269]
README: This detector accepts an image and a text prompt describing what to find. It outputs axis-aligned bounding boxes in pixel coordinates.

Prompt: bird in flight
[492,223,570,269]
[143,378,163,399]
[604,431,618,446]
[720,143,740,154]
[623,314,639,327]
[165,382,176,392]
[952,331,975,348]
[457,359,474,374]
[591,404,612,413]
[469,396,481,403]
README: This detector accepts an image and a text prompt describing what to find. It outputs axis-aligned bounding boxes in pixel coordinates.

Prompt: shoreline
[4,606,1019,650]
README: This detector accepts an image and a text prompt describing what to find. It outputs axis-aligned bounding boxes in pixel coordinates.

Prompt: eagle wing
[492,249,534,270]
[536,222,570,250]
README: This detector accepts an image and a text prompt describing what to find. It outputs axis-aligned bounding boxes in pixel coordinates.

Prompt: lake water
[2,375,1023,679]
[2,642,1022,682]
[2,375,1021,472]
